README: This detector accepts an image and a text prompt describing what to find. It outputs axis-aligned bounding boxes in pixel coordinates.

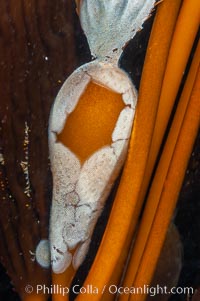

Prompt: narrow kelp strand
[122,40,200,301]
[130,64,200,301]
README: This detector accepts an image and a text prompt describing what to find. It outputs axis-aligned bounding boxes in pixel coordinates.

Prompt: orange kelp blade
[125,64,200,301]
[121,40,200,300]
[52,265,75,301]
[139,0,200,204]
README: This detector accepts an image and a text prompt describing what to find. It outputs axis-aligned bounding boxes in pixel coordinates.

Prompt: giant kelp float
[0,1,199,301]
[48,0,157,274]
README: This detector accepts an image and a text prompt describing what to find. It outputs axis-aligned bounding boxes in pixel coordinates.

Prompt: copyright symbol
[25,285,33,294]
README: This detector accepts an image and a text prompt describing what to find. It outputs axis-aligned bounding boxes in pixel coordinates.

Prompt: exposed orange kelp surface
[58,82,124,163]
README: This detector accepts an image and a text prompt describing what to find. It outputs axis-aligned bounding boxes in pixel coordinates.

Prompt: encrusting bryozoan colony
[35,0,156,273]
